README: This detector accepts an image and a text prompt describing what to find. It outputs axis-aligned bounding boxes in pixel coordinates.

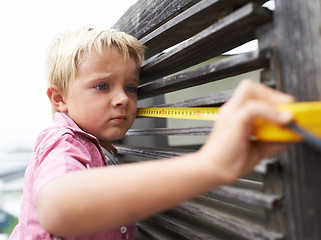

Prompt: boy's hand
[200,79,294,184]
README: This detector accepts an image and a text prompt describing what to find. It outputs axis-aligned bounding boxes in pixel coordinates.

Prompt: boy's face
[64,48,139,150]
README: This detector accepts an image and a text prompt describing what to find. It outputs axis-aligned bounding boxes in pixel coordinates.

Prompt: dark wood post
[274,0,321,239]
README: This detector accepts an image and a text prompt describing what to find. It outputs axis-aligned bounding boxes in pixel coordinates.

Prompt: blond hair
[45,27,145,94]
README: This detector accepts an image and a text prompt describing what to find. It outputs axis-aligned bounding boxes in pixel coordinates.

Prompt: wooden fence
[112,0,321,239]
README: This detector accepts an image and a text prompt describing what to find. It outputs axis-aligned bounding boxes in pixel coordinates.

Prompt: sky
[0,0,137,153]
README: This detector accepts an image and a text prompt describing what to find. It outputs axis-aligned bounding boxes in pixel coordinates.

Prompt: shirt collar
[54,112,98,142]
[54,112,118,156]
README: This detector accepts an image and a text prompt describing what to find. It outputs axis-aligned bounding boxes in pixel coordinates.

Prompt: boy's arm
[37,79,294,237]
[37,151,219,236]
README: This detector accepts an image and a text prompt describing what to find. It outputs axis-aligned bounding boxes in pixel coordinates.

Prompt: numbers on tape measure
[137,108,219,121]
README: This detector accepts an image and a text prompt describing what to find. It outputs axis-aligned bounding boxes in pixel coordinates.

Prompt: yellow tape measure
[137,102,321,142]
[254,101,321,142]
[137,107,219,121]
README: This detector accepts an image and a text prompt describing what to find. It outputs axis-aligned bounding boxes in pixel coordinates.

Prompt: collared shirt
[101,146,120,166]
[10,112,134,240]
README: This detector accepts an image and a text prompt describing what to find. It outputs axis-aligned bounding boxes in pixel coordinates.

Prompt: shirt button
[120,226,127,234]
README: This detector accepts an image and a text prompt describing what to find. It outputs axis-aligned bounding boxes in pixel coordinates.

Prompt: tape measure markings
[137,107,220,121]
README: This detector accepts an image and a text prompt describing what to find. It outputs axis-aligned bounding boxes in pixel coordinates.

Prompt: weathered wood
[211,186,281,209]
[140,0,266,59]
[138,50,267,99]
[138,209,250,240]
[112,0,268,40]
[157,90,232,108]
[232,178,263,191]
[175,201,284,240]
[139,3,272,83]
[274,0,321,239]
[126,126,212,136]
[115,144,191,159]
[112,0,201,39]
[112,0,321,239]
[146,213,221,240]
[190,195,265,225]
[254,158,280,174]
[136,222,171,240]
[117,144,282,177]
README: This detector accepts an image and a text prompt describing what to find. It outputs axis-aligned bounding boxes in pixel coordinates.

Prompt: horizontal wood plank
[112,0,201,39]
[175,201,284,240]
[139,3,272,83]
[126,127,212,136]
[115,145,191,159]
[136,222,173,240]
[158,90,232,107]
[116,145,282,176]
[211,186,281,209]
[146,214,220,240]
[138,50,267,99]
[140,0,266,58]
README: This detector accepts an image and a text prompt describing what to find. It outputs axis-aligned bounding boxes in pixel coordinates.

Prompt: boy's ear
[46,85,68,113]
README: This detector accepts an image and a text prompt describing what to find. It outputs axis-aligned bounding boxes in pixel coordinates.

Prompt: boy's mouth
[111,115,127,123]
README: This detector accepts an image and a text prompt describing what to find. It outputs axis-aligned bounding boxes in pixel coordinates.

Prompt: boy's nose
[112,90,129,108]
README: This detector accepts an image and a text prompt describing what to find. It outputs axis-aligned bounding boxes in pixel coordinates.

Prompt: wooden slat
[116,145,282,177]
[136,222,174,240]
[175,201,284,240]
[190,195,265,224]
[112,0,201,39]
[115,145,191,159]
[138,50,268,99]
[140,0,266,58]
[126,126,211,136]
[211,186,281,209]
[254,158,280,174]
[139,3,272,83]
[232,178,263,191]
[138,209,247,240]
[146,214,222,240]
[157,90,232,107]
[118,142,279,209]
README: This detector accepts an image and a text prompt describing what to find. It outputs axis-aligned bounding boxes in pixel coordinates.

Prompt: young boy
[10,28,294,240]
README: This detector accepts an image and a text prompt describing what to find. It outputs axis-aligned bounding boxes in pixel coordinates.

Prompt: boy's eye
[95,84,108,91]
[125,86,137,93]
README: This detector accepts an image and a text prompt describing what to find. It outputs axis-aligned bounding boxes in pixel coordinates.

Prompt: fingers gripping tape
[137,102,321,143]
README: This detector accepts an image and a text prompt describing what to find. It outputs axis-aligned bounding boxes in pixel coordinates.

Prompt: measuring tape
[137,102,321,143]
[137,107,219,121]
[254,102,321,142]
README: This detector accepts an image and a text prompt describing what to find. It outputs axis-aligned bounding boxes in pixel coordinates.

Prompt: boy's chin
[112,136,125,141]
[111,132,127,141]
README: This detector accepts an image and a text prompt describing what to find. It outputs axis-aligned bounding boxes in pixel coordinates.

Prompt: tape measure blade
[137,107,219,121]
[137,102,321,142]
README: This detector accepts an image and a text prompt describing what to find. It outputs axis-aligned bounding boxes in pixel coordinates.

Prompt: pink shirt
[10,113,135,240]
